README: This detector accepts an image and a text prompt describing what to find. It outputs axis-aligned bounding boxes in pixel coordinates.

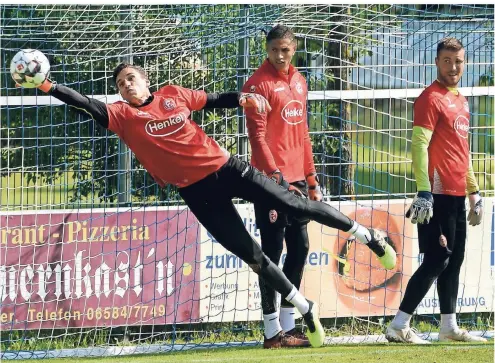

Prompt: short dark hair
[437,37,464,57]
[112,63,147,84]
[266,24,295,44]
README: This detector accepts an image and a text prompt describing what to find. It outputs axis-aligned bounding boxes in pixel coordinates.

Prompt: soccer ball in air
[10,49,50,88]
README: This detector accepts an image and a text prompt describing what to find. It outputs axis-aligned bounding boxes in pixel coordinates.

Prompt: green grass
[0,173,76,209]
[4,343,493,363]
[2,315,492,353]
[351,143,494,197]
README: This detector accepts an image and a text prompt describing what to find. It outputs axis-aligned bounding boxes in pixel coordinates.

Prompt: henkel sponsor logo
[454,115,469,138]
[281,100,304,125]
[145,112,186,137]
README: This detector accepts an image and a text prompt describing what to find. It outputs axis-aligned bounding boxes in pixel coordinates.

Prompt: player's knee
[293,237,309,263]
[439,257,450,271]
[248,253,270,274]
[249,263,261,273]
[423,253,450,277]
[269,249,284,264]
[286,197,309,218]
[447,251,464,271]
[300,231,310,253]
[290,223,310,252]
[261,242,284,263]
[432,256,450,276]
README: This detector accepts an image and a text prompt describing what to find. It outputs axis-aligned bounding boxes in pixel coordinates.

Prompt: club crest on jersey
[454,115,469,139]
[269,210,278,223]
[281,100,304,125]
[163,98,176,111]
[145,112,186,137]
[463,101,469,112]
[294,81,303,94]
[250,85,256,93]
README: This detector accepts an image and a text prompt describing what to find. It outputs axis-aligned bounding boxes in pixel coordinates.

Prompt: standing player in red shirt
[19,58,396,348]
[243,25,397,348]
[386,38,486,344]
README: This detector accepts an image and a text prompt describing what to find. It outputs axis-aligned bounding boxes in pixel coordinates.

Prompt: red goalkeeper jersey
[414,80,470,196]
[107,85,229,188]
[242,59,316,183]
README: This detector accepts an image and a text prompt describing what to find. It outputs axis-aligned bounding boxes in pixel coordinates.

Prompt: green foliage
[1,4,493,207]
[1,5,252,206]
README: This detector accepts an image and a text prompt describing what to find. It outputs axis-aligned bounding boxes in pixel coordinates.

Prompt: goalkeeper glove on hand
[467,191,483,226]
[239,93,272,114]
[269,170,304,198]
[406,191,433,224]
[16,78,54,93]
[306,173,323,201]
[38,79,54,93]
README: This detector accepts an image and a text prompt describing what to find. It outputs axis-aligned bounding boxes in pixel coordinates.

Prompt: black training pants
[255,181,310,315]
[399,194,467,314]
[179,156,353,299]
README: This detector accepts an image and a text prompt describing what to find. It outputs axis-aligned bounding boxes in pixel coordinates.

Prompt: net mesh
[0,4,493,358]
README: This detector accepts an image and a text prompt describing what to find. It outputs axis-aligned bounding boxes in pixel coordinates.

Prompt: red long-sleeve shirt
[107,85,229,188]
[414,80,470,196]
[242,59,316,183]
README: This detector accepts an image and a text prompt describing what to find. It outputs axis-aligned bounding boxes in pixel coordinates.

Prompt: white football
[10,49,50,88]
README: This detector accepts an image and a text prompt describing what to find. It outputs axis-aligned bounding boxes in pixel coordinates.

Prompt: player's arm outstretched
[16,78,270,129]
[204,91,270,113]
[38,80,110,128]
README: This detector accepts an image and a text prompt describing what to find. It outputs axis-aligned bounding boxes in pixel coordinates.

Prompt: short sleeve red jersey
[414,80,470,196]
[106,85,229,188]
[242,59,316,182]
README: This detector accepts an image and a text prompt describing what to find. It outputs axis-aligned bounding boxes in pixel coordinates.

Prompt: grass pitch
[6,342,493,363]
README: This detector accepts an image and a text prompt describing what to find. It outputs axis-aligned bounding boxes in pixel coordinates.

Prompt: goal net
[0,4,493,358]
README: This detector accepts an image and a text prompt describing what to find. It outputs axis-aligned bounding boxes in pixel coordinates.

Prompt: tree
[2,4,492,206]
[1,5,254,206]
[291,5,382,199]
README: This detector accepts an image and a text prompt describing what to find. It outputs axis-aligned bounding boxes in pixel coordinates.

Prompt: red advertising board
[0,208,200,329]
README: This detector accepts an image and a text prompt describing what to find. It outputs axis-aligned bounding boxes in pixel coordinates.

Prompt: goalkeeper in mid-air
[386,37,486,344]
[14,57,396,347]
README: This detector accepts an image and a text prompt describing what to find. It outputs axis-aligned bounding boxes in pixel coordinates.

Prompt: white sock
[285,287,309,315]
[280,306,296,332]
[440,313,458,332]
[391,310,412,330]
[263,311,282,339]
[347,221,371,245]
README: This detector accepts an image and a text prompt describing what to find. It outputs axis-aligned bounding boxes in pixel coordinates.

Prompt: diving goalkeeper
[17,62,397,347]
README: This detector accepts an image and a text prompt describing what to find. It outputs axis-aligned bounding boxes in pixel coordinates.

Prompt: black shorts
[179,156,353,238]
[254,180,310,229]
[417,194,467,255]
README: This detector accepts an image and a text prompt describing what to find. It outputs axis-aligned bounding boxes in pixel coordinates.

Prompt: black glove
[269,171,304,197]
